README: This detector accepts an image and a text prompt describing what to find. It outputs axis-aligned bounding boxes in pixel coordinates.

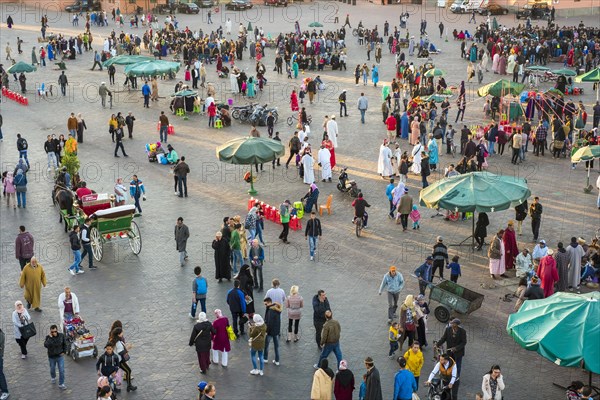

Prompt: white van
[450,0,489,13]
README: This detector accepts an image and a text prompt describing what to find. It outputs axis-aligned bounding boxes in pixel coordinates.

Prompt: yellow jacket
[403,348,424,377]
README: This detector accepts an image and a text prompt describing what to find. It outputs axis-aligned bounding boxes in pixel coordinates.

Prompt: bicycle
[287,113,312,127]
[355,216,363,237]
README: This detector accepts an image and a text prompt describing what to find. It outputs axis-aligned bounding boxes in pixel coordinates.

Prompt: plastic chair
[319,194,333,216]
[175,108,185,116]
[193,104,201,113]
[215,119,223,129]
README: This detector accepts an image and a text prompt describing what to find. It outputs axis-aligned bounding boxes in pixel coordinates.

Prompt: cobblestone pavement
[0,2,599,399]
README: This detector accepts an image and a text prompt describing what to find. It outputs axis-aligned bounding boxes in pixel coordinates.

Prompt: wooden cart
[429,280,484,323]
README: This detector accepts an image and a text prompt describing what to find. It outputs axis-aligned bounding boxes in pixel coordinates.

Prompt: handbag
[404,321,416,331]
[19,322,37,339]
[226,325,237,341]
[119,341,130,362]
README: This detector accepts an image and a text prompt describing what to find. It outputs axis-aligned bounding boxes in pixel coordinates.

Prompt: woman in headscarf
[334,360,355,400]
[189,312,215,374]
[398,294,417,352]
[427,133,439,171]
[249,314,267,376]
[311,358,334,399]
[410,116,420,146]
[391,181,406,213]
[290,89,299,112]
[13,300,32,358]
[502,221,518,272]
[492,51,500,74]
[31,46,38,65]
[76,113,87,143]
[322,134,336,169]
[303,183,320,213]
[150,76,159,101]
[553,242,570,292]
[211,309,231,368]
[538,249,558,298]
[212,231,231,283]
[498,53,507,75]
[236,264,255,316]
[488,229,505,279]
[410,139,423,175]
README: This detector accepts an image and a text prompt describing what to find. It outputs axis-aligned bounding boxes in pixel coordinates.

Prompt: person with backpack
[175,217,189,268]
[13,169,27,208]
[16,134,29,166]
[190,266,208,318]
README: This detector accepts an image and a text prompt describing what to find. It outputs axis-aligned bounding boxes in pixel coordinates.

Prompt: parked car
[65,0,101,13]
[477,4,508,15]
[516,3,550,20]
[177,2,200,13]
[264,0,288,6]
[196,0,214,7]
[226,0,253,10]
[153,4,177,14]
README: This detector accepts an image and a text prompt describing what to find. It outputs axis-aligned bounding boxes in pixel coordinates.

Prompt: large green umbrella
[124,60,180,77]
[216,137,285,195]
[171,89,198,97]
[526,65,550,73]
[544,88,564,98]
[507,292,600,376]
[7,61,36,74]
[308,22,323,27]
[477,79,525,97]
[420,172,530,248]
[103,55,154,67]
[575,67,600,101]
[552,68,577,77]
[424,68,445,78]
[421,94,452,103]
[571,145,600,192]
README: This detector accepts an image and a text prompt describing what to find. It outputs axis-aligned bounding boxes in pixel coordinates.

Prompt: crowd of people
[1,3,600,400]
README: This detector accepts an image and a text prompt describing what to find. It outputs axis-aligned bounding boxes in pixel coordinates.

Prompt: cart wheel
[72,350,78,361]
[434,305,450,323]
[93,345,98,358]
[128,221,142,255]
[90,226,103,261]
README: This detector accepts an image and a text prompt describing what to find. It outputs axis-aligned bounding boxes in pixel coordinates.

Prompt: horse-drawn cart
[89,205,142,261]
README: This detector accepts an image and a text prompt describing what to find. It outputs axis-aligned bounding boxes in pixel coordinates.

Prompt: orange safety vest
[439,357,456,379]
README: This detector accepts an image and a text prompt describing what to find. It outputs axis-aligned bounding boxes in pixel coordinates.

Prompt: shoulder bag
[19,321,37,339]
[226,325,237,341]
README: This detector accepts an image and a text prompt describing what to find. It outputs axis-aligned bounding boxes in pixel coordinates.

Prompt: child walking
[409,204,421,229]
[388,322,400,358]
[447,255,461,283]
[190,266,208,318]
[358,374,367,400]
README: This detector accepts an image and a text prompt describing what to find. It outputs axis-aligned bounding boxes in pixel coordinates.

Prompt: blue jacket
[446,262,461,276]
[129,179,145,198]
[414,262,432,282]
[142,84,151,96]
[379,272,405,294]
[386,183,395,201]
[393,369,417,400]
[226,287,246,314]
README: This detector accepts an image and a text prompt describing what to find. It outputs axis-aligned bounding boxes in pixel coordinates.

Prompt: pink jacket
[3,173,15,193]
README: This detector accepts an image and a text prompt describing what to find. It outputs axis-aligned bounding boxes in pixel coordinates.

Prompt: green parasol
[575,67,600,101]
[308,22,323,27]
[571,145,600,192]
[124,60,180,77]
[172,89,198,97]
[7,61,37,74]
[424,68,445,78]
[507,292,600,375]
[526,65,550,72]
[420,172,530,249]
[103,55,154,67]
[421,94,452,103]
[216,137,285,195]
[552,68,577,77]
[477,79,525,97]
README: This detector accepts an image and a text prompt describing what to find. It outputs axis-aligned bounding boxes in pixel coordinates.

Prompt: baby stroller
[427,377,452,400]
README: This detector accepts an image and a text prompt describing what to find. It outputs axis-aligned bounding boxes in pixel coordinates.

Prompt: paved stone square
[0,1,599,399]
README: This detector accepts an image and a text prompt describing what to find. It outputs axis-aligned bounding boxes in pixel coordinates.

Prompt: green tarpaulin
[124,60,180,77]
[477,79,525,97]
[7,61,36,74]
[103,55,154,67]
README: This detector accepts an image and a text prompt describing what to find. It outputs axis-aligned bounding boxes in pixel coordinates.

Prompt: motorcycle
[249,104,278,126]
[336,167,359,197]
[231,103,257,122]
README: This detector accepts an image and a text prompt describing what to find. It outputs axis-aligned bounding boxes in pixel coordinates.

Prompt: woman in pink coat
[3,171,16,208]
[537,249,559,298]
[211,309,231,367]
